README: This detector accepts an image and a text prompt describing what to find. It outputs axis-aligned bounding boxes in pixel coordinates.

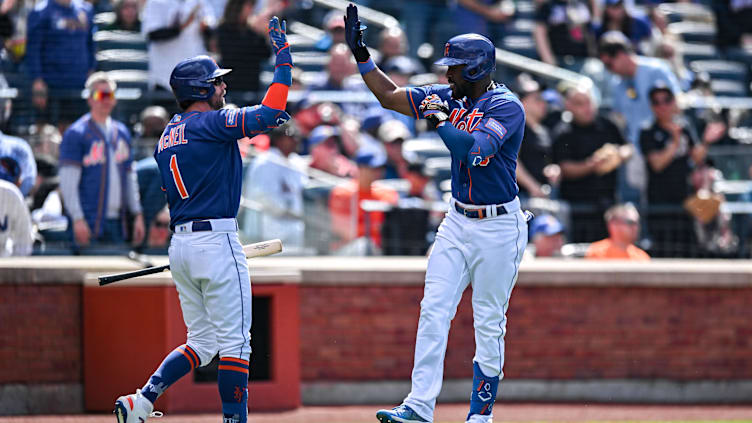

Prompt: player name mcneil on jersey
[158,123,188,153]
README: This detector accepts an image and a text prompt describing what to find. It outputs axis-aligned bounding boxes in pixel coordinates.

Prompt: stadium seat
[514,0,536,20]
[678,42,718,64]
[425,156,451,185]
[507,19,535,37]
[501,35,539,59]
[725,47,752,66]
[96,49,149,71]
[709,79,749,97]
[403,138,449,161]
[94,11,115,27]
[689,60,749,83]
[657,2,714,24]
[667,21,716,44]
[94,30,147,51]
[262,51,328,73]
[106,69,149,91]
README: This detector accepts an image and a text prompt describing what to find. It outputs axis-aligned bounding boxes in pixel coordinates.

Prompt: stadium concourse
[1,403,752,423]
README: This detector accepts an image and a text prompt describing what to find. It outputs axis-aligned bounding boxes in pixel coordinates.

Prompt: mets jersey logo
[449,107,484,132]
[472,154,494,167]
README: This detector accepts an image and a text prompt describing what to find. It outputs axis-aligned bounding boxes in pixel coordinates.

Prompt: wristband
[357,57,376,75]
[272,64,292,86]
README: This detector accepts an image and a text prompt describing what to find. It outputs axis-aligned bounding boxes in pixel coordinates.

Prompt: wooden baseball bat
[98,239,283,286]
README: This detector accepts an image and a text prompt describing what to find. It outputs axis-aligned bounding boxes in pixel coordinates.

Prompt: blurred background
[1,0,752,260]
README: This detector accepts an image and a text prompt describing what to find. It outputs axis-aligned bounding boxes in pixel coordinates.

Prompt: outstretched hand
[268,16,292,67]
[344,3,370,62]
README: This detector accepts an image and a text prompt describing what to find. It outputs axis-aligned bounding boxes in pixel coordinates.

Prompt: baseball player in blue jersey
[345,5,528,423]
[113,17,293,423]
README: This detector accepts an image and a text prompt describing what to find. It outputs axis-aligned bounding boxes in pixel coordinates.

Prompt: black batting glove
[344,3,370,62]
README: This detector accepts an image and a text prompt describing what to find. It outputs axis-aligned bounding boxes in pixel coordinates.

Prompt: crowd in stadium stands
[0,0,751,259]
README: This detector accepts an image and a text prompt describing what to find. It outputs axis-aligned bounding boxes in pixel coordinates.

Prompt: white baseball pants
[169,218,252,365]
[404,198,528,422]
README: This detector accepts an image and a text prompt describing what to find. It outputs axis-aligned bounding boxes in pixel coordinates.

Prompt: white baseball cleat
[376,404,429,423]
[113,389,163,423]
[466,415,493,423]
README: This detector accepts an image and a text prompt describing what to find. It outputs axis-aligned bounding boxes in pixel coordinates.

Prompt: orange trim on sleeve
[408,90,418,117]
[241,108,247,138]
[261,82,289,111]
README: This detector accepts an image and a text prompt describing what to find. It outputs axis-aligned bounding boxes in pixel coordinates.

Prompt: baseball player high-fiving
[344,4,528,423]
[113,17,293,423]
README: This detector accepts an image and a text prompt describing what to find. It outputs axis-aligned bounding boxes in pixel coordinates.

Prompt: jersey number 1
[169,154,190,199]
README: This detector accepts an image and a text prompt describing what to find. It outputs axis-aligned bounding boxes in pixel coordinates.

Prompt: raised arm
[343,3,413,116]
[261,16,293,112]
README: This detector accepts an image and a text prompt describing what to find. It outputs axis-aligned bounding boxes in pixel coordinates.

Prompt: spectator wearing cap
[382,55,425,87]
[329,143,399,252]
[0,156,34,256]
[380,56,422,135]
[552,87,632,243]
[378,119,411,180]
[527,214,565,258]
[515,74,557,200]
[217,0,271,95]
[377,26,408,69]
[311,44,358,92]
[308,44,371,118]
[243,122,309,250]
[594,0,653,53]
[585,203,650,260]
[0,130,37,197]
[307,125,357,178]
[26,0,96,127]
[640,84,706,257]
[315,9,347,52]
[599,30,682,203]
[59,72,145,250]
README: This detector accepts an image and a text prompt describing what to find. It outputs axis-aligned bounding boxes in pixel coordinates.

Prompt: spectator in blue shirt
[599,31,681,204]
[26,0,96,128]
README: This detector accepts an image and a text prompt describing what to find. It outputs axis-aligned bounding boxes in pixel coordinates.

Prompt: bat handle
[98,264,170,286]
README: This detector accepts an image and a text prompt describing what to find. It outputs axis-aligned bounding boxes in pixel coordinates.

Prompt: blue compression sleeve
[437,122,476,160]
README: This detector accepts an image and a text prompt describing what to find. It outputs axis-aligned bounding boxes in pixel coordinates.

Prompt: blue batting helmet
[434,33,496,82]
[169,55,232,102]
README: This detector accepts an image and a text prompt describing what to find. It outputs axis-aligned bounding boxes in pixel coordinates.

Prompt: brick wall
[0,284,81,383]
[299,285,752,381]
[3,258,752,390]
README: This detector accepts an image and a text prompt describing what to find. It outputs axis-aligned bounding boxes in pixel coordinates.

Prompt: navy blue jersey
[154,105,287,229]
[406,83,525,205]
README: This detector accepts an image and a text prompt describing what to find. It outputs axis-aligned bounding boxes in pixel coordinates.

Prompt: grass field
[1,403,752,423]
